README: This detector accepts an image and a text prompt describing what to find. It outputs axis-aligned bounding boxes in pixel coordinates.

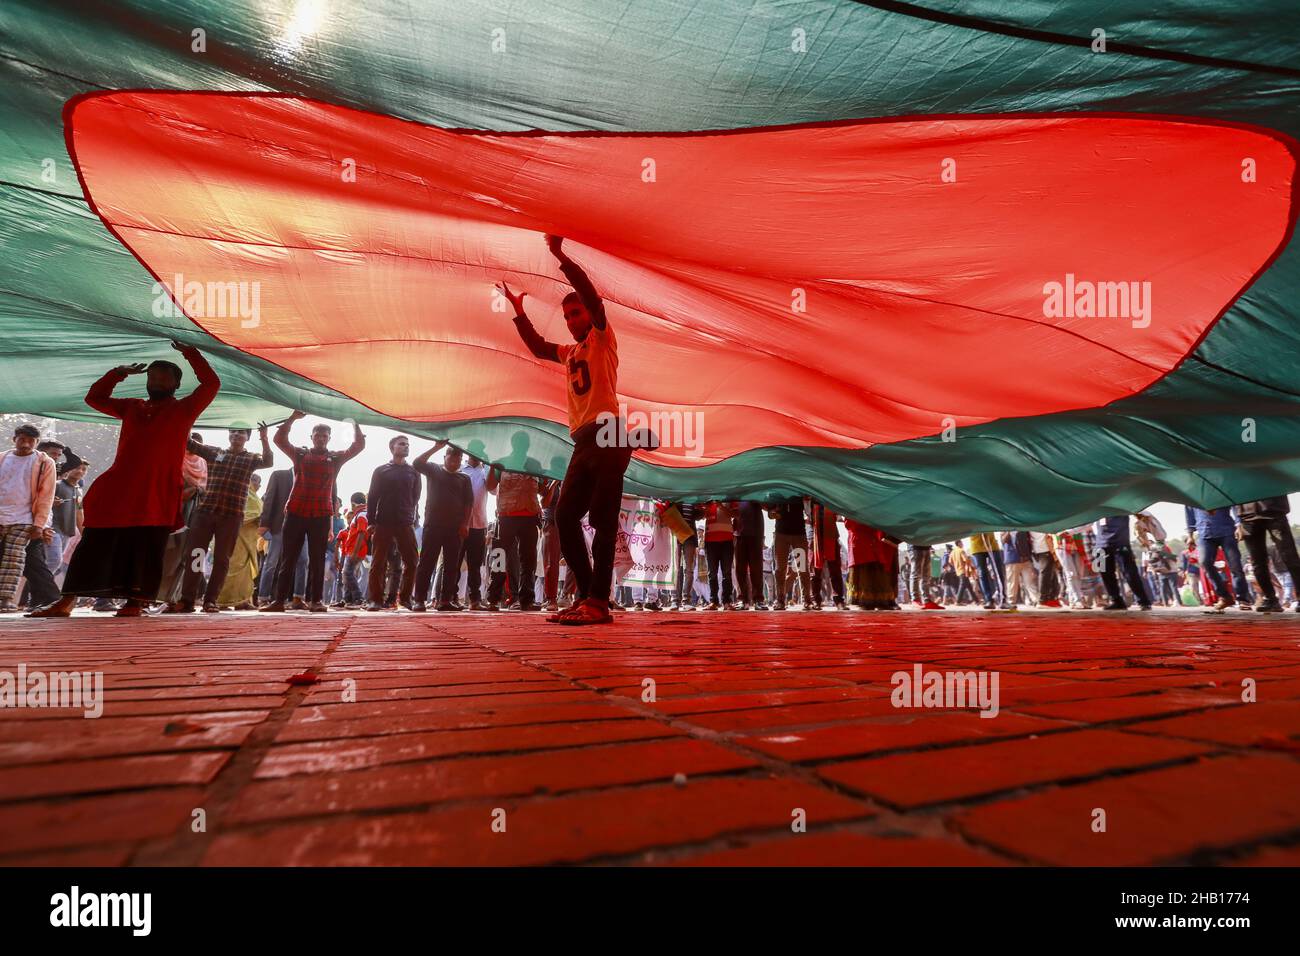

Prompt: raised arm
[498,281,561,363]
[274,412,304,461]
[412,439,448,475]
[548,235,606,331]
[186,438,220,463]
[338,421,366,464]
[84,363,145,418]
[174,341,220,412]
[254,422,274,469]
[486,462,503,494]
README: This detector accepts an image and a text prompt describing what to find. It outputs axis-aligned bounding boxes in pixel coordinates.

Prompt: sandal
[558,599,614,626]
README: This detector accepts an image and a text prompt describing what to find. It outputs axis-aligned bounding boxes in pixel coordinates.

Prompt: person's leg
[1242,523,1277,603]
[395,526,419,604]
[1116,546,1151,606]
[555,447,598,602]
[0,522,30,606]
[272,515,307,603]
[1097,546,1125,606]
[974,553,997,605]
[1219,537,1251,604]
[516,518,539,608]
[21,536,60,608]
[705,541,722,604]
[438,529,463,606]
[720,540,735,605]
[909,546,926,603]
[302,517,329,604]
[487,522,511,606]
[367,526,394,605]
[341,555,360,604]
[1198,536,1229,601]
[542,521,561,605]
[772,535,791,608]
[412,526,441,604]
[461,528,486,605]
[259,530,282,601]
[200,514,241,606]
[581,445,632,608]
[1265,519,1300,604]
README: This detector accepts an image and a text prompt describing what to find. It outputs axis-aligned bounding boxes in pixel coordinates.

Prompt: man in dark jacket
[1233,495,1300,612]
[412,441,472,612]
[365,436,422,611]
[257,466,302,604]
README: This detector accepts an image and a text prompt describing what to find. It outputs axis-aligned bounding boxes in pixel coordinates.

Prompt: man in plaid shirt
[166,423,274,612]
[262,411,365,613]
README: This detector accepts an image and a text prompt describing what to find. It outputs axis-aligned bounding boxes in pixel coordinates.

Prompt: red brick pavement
[0,606,1298,866]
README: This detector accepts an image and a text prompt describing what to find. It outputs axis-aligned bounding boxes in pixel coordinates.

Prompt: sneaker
[469,600,485,611]
[308,601,328,613]
[259,601,287,613]
[705,601,719,611]
[633,601,645,611]
[754,602,769,610]
[1255,599,1283,613]
[1103,601,1127,611]
[982,601,996,610]
[435,602,457,612]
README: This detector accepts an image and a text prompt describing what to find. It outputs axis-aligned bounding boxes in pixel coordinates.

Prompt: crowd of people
[3,234,1299,622]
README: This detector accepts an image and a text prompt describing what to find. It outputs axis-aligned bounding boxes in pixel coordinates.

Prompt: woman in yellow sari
[217,475,263,610]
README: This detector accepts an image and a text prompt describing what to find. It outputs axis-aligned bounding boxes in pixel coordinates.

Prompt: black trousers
[555,426,633,603]
[22,536,61,608]
[1241,516,1300,603]
[458,527,487,603]
[704,539,734,605]
[734,534,764,604]
[488,515,540,607]
[1099,544,1150,607]
[181,510,242,605]
[274,513,330,603]
[416,523,462,605]
[812,559,845,604]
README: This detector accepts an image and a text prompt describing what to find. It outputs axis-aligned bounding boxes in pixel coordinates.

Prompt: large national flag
[2,1,1299,540]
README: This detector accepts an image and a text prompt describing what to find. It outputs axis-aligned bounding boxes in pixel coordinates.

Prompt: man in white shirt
[459,453,490,610]
[0,424,57,611]
[1030,531,1063,608]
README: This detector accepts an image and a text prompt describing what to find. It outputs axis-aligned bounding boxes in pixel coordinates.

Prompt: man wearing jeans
[257,465,305,604]
[1185,505,1252,612]
[1094,515,1152,611]
[261,412,365,613]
